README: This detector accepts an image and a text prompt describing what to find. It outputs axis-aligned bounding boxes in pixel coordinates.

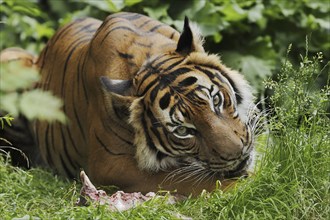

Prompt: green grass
[1,52,329,219]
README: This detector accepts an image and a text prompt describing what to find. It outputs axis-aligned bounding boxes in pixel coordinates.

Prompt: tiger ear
[176,16,194,55]
[100,76,136,118]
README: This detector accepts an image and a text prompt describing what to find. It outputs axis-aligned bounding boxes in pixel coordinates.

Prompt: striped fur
[1,12,256,195]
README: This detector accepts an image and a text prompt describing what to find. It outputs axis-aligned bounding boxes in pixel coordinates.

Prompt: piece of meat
[76,171,181,212]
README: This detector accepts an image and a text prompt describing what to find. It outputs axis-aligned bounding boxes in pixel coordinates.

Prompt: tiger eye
[175,126,188,136]
[213,94,221,106]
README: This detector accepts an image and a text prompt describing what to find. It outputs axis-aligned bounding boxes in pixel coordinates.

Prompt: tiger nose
[211,140,244,160]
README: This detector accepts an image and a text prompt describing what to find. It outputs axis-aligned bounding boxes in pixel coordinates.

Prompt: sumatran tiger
[0,12,258,196]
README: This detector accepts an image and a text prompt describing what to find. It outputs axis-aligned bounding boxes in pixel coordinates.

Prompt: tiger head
[101,17,256,179]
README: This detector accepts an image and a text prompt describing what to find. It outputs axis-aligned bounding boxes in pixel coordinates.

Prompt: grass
[1,51,329,219]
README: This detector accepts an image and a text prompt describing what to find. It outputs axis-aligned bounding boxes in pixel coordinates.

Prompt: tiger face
[131,55,254,178]
[100,17,255,179]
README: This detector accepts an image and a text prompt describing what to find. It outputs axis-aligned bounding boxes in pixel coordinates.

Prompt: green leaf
[124,0,143,7]
[198,24,222,37]
[315,17,330,31]
[247,36,277,60]
[12,5,41,17]
[108,0,125,12]
[173,0,206,19]
[36,22,55,39]
[213,32,223,43]
[79,0,109,11]
[221,52,274,91]
[0,114,14,129]
[59,6,92,26]
[0,92,19,116]
[173,1,226,37]
[4,115,14,126]
[0,62,39,92]
[275,0,298,17]
[221,2,247,22]
[143,4,169,20]
[19,90,66,123]
[75,0,121,12]
[306,0,330,13]
[247,3,264,23]
[240,56,274,90]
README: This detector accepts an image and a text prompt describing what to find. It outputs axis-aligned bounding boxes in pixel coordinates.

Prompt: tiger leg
[87,154,237,196]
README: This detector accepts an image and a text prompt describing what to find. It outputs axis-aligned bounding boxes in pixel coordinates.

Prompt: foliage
[0,114,13,129]
[0,0,55,52]
[265,47,329,131]
[1,0,329,93]
[261,49,329,219]
[0,61,66,123]
[0,51,329,219]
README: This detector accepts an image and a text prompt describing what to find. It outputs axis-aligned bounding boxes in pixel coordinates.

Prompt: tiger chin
[1,12,257,196]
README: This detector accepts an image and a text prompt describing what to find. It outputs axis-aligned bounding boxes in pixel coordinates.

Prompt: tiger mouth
[222,156,250,178]
[203,156,250,178]
[180,154,251,178]
[203,155,250,178]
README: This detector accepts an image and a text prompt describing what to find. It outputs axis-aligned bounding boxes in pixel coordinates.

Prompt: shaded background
[1,0,329,103]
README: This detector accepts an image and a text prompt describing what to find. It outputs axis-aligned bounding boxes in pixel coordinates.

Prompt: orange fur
[1,12,256,196]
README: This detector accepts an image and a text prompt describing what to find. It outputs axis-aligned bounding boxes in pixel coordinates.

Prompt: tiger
[0,12,257,196]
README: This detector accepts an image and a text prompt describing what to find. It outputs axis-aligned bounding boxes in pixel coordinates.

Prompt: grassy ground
[1,53,329,219]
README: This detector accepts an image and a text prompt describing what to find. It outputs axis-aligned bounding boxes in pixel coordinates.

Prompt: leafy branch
[0,61,66,123]
[0,114,14,129]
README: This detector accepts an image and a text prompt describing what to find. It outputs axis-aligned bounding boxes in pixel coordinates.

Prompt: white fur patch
[129,97,179,172]
[220,65,255,123]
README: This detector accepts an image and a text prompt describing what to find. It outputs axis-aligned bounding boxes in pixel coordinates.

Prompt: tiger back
[34,12,186,178]
[4,12,257,196]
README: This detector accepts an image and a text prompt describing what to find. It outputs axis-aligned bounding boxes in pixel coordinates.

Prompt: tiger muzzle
[223,155,250,178]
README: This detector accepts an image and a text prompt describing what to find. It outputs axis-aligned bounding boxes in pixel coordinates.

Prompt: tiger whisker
[164,162,207,185]
[194,170,213,186]
[248,107,270,136]
[175,167,203,183]
[164,165,196,183]
[253,118,268,130]
[251,116,268,133]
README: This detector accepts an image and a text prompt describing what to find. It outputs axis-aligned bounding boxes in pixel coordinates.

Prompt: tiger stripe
[1,12,257,196]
